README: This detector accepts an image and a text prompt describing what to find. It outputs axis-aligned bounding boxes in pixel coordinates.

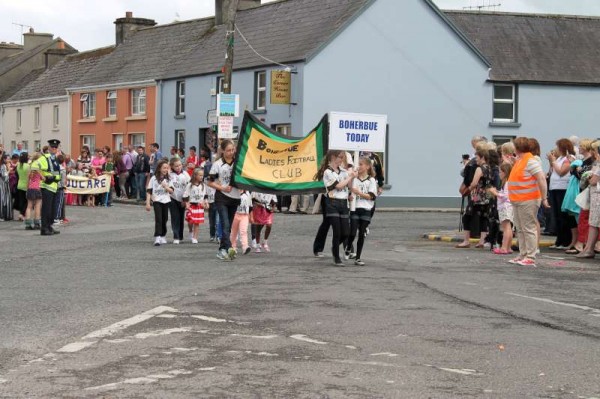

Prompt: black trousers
[169,199,185,240]
[346,210,372,260]
[153,202,169,237]
[41,188,57,233]
[313,195,330,253]
[549,189,576,247]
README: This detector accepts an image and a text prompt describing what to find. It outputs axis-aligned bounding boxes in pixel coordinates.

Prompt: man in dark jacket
[133,146,150,201]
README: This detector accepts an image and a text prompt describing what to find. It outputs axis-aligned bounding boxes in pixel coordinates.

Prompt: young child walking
[146,159,174,246]
[489,163,514,255]
[168,157,190,244]
[231,190,253,255]
[25,153,43,230]
[314,150,356,266]
[251,192,277,253]
[183,169,208,244]
[345,157,378,266]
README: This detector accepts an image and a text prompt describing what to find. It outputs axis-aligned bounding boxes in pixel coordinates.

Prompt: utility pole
[223,0,240,95]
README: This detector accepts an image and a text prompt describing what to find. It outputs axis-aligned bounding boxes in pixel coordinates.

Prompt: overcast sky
[1,0,600,51]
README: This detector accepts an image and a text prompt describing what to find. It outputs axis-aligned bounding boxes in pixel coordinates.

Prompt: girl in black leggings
[314,150,356,266]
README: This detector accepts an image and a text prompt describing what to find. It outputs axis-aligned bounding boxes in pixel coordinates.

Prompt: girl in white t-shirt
[251,192,277,252]
[314,150,356,266]
[146,160,174,246]
[231,190,253,255]
[168,157,190,244]
[345,157,377,266]
[183,169,209,244]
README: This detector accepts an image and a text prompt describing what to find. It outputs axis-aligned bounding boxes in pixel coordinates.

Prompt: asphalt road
[0,205,599,398]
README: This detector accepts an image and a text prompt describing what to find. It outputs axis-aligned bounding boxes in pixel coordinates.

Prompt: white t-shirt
[169,171,190,202]
[147,176,173,204]
[324,167,350,200]
[205,184,216,203]
[353,176,378,210]
[252,192,277,211]
[209,159,240,201]
[237,192,253,214]
[549,156,570,190]
[183,182,207,204]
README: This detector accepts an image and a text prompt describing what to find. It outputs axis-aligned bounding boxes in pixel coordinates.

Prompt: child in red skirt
[251,192,277,252]
[183,169,209,244]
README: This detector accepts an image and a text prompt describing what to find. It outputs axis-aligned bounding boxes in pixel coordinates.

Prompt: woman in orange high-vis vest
[507,137,549,267]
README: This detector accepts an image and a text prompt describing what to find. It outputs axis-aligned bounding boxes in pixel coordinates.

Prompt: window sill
[174,115,185,120]
[125,115,147,121]
[102,117,118,122]
[489,122,521,128]
[52,128,60,132]
[15,130,22,134]
[78,118,96,123]
[252,109,267,115]
[33,129,40,133]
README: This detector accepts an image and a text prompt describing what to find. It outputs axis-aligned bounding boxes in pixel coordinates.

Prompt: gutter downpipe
[156,80,163,150]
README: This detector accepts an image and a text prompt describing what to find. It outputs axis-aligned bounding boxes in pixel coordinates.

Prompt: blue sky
[1,0,599,51]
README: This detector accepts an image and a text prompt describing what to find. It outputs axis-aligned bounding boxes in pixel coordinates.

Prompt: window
[81,93,96,118]
[176,81,185,116]
[113,134,124,151]
[10,141,16,152]
[53,105,59,128]
[130,133,145,147]
[81,135,96,151]
[493,84,517,122]
[272,124,292,136]
[492,135,516,146]
[34,107,40,130]
[216,76,225,94]
[34,140,41,152]
[175,130,186,149]
[254,71,266,110]
[107,90,117,117]
[16,109,22,131]
[21,140,28,151]
[131,88,146,115]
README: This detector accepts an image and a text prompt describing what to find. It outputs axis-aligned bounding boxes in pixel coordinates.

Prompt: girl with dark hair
[208,139,241,261]
[0,154,13,221]
[146,159,174,246]
[168,157,190,244]
[14,152,29,221]
[314,150,356,266]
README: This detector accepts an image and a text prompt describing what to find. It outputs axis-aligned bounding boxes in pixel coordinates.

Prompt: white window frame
[113,133,124,151]
[130,133,145,148]
[492,84,516,123]
[81,135,96,151]
[16,109,22,131]
[175,130,186,149]
[273,124,292,136]
[107,90,117,117]
[34,140,41,152]
[255,71,266,110]
[176,81,185,116]
[21,140,28,151]
[216,76,225,94]
[53,105,59,128]
[80,93,96,119]
[131,88,146,116]
[34,107,40,130]
[10,141,17,152]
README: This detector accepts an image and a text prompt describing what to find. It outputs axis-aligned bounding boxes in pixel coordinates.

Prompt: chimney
[215,0,261,25]
[44,45,77,69]
[23,28,54,51]
[114,12,157,45]
[0,41,23,61]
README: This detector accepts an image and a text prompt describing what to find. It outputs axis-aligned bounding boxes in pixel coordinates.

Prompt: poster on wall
[217,94,240,117]
[218,116,235,139]
[270,70,291,104]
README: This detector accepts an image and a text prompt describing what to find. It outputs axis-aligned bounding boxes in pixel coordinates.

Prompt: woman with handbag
[456,146,492,248]
[577,141,600,258]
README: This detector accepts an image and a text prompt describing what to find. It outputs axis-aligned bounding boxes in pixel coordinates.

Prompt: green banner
[232,111,328,194]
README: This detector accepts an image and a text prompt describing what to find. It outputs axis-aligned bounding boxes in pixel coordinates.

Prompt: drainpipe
[67,94,72,153]
[156,80,163,150]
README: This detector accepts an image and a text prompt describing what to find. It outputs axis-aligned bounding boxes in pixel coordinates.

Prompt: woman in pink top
[90,148,106,175]
[25,153,43,230]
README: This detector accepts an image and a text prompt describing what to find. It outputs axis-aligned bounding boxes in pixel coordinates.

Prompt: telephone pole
[222,0,240,95]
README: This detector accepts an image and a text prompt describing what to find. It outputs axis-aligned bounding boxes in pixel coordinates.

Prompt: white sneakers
[191,238,198,244]
[173,239,180,245]
[154,237,161,246]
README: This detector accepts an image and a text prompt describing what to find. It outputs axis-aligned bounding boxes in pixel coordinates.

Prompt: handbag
[575,187,590,210]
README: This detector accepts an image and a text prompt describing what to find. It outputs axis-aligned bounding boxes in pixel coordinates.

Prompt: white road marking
[171,347,198,352]
[332,359,402,368]
[56,341,98,353]
[198,367,216,371]
[0,378,7,384]
[104,338,131,343]
[345,345,357,349]
[506,293,600,316]
[156,314,177,318]
[85,369,192,391]
[370,352,398,357]
[133,327,192,339]
[82,306,179,340]
[424,364,483,376]
[290,334,328,345]
[191,315,227,323]
[230,333,278,339]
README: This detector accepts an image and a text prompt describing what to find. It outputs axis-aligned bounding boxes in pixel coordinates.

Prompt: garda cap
[47,139,61,148]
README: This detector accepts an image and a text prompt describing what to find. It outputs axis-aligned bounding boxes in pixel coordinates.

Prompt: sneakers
[173,239,180,245]
[333,258,344,267]
[314,252,324,258]
[251,239,257,249]
[365,227,370,236]
[508,257,523,264]
[255,245,262,253]
[517,258,536,267]
[343,250,351,261]
[244,247,251,255]
[154,237,161,246]
[62,218,70,224]
[349,253,357,259]
[160,237,167,244]
[209,236,215,242]
[216,249,230,260]
[228,248,237,260]
[354,259,365,266]
[191,238,198,244]
[189,233,194,241]
[262,241,270,252]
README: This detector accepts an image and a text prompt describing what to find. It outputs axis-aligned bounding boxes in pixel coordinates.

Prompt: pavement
[0,205,599,398]
[423,230,556,247]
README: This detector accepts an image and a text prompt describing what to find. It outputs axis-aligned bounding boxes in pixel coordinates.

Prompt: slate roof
[0,68,45,102]
[446,11,600,85]
[164,0,371,79]
[0,38,74,77]
[6,47,115,102]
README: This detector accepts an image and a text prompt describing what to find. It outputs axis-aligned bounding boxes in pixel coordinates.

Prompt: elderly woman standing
[507,137,549,266]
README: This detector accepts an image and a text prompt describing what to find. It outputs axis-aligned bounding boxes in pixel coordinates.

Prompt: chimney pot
[29,27,34,33]
[126,11,133,18]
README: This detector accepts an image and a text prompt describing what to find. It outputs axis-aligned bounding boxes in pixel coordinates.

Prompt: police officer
[36,139,61,235]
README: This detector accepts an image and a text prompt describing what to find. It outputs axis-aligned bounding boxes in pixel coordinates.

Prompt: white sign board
[207,109,218,125]
[218,116,235,139]
[329,112,387,152]
[216,94,240,117]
